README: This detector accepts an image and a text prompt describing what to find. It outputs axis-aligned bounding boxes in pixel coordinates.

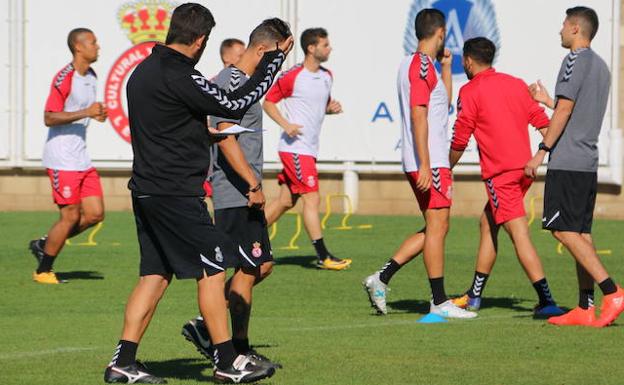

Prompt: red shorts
[47,167,103,205]
[484,169,533,225]
[405,167,452,211]
[277,152,319,194]
[203,180,213,198]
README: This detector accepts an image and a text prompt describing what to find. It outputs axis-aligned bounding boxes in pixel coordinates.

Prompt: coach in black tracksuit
[104,4,293,384]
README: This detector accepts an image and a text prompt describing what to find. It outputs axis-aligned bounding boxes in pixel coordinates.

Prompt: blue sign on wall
[403,0,501,76]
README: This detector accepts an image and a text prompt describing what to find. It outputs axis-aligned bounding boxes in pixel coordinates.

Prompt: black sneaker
[245,349,282,370]
[181,317,215,362]
[213,355,275,383]
[28,236,47,264]
[104,361,167,384]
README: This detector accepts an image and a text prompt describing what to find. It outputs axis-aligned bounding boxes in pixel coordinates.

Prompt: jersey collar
[473,67,496,79]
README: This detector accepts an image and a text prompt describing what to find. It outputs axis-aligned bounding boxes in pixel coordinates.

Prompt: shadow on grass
[388,296,533,315]
[57,270,104,280]
[251,343,278,349]
[274,255,318,270]
[479,296,533,312]
[387,299,431,314]
[145,358,279,383]
[144,358,214,382]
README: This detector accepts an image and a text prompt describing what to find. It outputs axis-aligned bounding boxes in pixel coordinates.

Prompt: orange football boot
[592,286,624,328]
[548,306,595,326]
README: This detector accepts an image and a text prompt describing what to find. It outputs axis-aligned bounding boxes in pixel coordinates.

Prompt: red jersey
[451,68,549,179]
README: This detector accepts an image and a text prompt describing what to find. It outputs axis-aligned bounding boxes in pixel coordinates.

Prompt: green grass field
[1,211,623,385]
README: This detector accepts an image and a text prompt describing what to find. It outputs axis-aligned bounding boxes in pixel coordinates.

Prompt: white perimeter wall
[0,0,621,184]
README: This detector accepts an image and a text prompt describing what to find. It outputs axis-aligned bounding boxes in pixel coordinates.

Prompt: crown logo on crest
[118,0,176,45]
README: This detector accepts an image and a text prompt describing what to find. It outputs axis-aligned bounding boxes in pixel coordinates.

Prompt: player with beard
[448,37,563,318]
[263,28,351,270]
[363,9,475,319]
[104,4,293,383]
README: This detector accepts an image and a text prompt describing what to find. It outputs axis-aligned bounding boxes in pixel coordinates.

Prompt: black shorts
[542,169,597,233]
[133,195,239,279]
[214,207,273,268]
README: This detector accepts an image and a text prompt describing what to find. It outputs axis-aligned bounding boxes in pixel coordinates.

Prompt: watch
[538,142,551,152]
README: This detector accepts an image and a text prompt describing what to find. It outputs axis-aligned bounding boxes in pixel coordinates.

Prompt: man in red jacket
[449,37,563,317]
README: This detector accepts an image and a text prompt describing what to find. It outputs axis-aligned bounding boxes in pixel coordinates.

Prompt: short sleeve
[409,53,437,108]
[265,65,302,103]
[554,51,589,102]
[44,65,74,112]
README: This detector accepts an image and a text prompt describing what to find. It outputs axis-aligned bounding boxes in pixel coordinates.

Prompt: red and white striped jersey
[43,63,97,171]
[265,64,332,158]
[397,52,450,172]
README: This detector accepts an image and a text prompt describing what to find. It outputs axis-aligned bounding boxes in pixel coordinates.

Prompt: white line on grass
[283,319,425,332]
[282,313,534,332]
[0,347,98,360]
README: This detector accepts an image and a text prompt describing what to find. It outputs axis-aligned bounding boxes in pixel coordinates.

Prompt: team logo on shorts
[307,176,316,188]
[105,0,176,143]
[404,0,501,77]
[251,242,262,258]
[446,185,452,200]
[214,246,224,262]
[62,186,72,199]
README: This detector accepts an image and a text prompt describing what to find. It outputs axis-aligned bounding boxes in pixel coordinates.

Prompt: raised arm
[524,80,551,138]
[173,37,293,120]
[528,80,555,110]
[439,48,452,106]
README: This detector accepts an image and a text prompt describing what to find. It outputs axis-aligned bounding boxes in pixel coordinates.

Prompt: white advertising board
[0,1,10,160]
[295,0,617,165]
[5,0,621,183]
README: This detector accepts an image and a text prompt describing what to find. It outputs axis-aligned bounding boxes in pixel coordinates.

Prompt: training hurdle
[320,194,372,231]
[65,222,103,247]
[269,212,302,250]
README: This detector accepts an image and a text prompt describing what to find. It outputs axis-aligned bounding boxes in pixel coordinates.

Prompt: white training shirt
[42,63,97,171]
[265,64,332,158]
[397,52,450,172]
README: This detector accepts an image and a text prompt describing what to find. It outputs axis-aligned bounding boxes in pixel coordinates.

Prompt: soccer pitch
[1,211,622,385]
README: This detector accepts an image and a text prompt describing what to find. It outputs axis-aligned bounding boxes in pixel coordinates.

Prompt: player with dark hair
[263,27,351,270]
[181,18,292,371]
[104,4,293,383]
[449,37,563,317]
[363,9,475,318]
[526,6,623,327]
[29,27,107,284]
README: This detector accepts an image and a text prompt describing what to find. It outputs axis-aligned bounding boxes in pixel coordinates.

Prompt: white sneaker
[430,300,478,319]
[363,272,388,315]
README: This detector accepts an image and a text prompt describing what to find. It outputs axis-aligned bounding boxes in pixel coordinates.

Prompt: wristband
[538,142,551,153]
[249,183,262,193]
